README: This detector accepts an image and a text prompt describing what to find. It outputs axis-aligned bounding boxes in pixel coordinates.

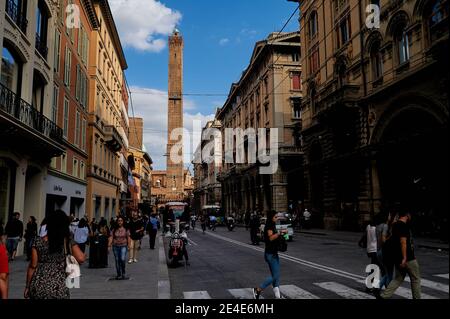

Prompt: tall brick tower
[166,29,184,200]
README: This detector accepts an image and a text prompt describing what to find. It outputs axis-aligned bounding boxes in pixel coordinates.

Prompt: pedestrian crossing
[181,275,449,299]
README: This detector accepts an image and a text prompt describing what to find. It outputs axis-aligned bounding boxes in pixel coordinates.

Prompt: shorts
[6,238,19,253]
[0,244,8,274]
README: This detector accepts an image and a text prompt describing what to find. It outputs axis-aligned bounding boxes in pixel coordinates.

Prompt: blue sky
[109,0,299,169]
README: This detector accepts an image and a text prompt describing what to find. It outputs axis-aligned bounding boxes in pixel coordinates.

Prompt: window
[54,30,61,73]
[292,98,302,119]
[75,110,80,146]
[309,11,318,39]
[396,28,410,64]
[77,26,82,56]
[73,158,78,178]
[427,0,449,43]
[291,71,301,90]
[292,53,300,62]
[1,47,21,94]
[63,97,69,138]
[64,47,71,86]
[61,153,67,173]
[81,118,86,150]
[370,42,383,81]
[52,86,58,123]
[35,0,49,58]
[80,161,85,180]
[76,65,80,100]
[336,15,351,48]
[309,46,320,73]
[50,157,57,169]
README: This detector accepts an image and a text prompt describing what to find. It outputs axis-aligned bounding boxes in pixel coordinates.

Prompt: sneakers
[128,259,133,264]
[253,288,261,300]
[133,259,138,263]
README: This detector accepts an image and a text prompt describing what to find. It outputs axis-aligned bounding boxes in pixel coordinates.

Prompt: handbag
[277,234,288,252]
[65,239,81,279]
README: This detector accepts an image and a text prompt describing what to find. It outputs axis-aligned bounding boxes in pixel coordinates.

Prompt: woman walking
[108,216,131,280]
[24,210,85,299]
[253,210,288,299]
[24,216,38,261]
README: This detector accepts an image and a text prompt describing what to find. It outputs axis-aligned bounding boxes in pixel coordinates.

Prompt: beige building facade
[217,32,303,216]
[193,120,222,213]
[85,0,128,221]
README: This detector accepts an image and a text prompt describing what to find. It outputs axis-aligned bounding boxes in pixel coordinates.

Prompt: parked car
[259,213,294,241]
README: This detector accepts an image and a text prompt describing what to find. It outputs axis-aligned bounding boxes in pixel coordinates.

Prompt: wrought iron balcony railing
[0,82,63,142]
[5,0,28,34]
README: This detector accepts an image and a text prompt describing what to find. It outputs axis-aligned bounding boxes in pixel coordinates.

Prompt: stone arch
[385,10,411,40]
[2,36,28,64]
[370,94,447,145]
[365,31,384,54]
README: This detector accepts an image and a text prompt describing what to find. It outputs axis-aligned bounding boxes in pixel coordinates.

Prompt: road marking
[280,285,319,299]
[228,288,262,299]
[394,286,438,299]
[405,277,449,293]
[434,274,449,280]
[183,291,212,299]
[314,282,374,299]
[187,238,198,246]
[196,229,364,281]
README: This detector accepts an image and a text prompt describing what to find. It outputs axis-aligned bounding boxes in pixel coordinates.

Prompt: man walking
[147,213,159,250]
[377,211,421,299]
[5,212,23,261]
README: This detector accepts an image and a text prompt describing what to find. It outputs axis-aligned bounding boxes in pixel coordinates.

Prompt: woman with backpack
[253,210,288,299]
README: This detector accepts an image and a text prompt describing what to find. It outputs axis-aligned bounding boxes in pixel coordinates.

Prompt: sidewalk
[7,234,170,299]
[235,222,448,251]
[294,228,449,251]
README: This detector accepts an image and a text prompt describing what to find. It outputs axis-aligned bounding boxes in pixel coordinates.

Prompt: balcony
[5,0,28,34]
[104,125,124,152]
[35,33,48,59]
[0,82,64,158]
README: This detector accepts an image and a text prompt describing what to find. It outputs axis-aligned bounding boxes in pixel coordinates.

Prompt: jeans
[149,229,157,249]
[260,253,280,289]
[381,259,421,299]
[112,245,127,277]
[377,250,394,289]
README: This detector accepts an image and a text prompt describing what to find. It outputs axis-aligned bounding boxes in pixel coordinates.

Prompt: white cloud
[219,38,230,46]
[130,86,214,170]
[109,0,182,52]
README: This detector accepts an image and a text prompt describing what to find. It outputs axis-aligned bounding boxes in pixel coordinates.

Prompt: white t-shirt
[366,225,377,253]
[74,227,89,244]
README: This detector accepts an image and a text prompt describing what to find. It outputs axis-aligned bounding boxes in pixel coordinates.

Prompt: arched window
[309,11,318,39]
[395,25,410,64]
[370,41,383,81]
[156,179,161,188]
[1,46,22,94]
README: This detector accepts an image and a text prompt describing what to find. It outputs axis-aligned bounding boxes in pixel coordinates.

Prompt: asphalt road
[167,225,449,299]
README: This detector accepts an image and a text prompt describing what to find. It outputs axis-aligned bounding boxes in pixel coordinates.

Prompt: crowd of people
[0,208,162,299]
